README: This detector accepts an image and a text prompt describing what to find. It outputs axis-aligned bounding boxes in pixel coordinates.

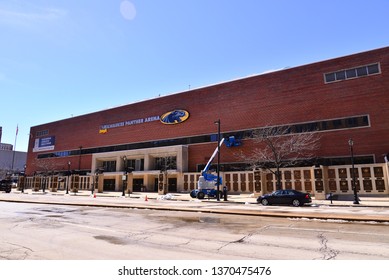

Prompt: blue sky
[1,0,389,152]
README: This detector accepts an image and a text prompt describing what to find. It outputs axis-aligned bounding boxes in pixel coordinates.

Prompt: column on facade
[176,146,188,191]
[253,170,264,196]
[385,162,389,194]
[144,154,152,171]
[97,174,104,193]
[126,173,133,194]
[312,166,328,199]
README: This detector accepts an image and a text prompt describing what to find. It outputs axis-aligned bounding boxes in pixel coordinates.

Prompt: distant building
[0,143,13,151]
[0,127,27,178]
[0,126,14,150]
[0,150,27,178]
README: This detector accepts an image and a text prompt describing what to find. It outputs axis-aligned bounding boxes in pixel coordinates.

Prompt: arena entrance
[103,179,116,191]
[133,179,144,192]
[168,178,177,192]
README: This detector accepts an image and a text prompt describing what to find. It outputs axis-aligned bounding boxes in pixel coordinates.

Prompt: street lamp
[214,119,221,201]
[92,170,97,195]
[122,156,127,196]
[348,139,359,204]
[22,164,26,193]
[66,161,71,194]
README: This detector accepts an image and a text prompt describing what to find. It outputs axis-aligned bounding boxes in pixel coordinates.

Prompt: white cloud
[0,4,67,27]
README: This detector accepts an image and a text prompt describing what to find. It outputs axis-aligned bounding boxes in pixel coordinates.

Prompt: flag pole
[11,125,18,171]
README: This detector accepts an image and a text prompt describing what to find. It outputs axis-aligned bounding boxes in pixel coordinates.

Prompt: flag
[16,125,18,136]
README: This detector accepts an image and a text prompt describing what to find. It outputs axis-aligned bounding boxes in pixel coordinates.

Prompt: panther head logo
[160,110,189,124]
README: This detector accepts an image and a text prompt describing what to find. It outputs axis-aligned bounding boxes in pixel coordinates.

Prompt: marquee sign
[99,110,190,133]
[100,115,161,131]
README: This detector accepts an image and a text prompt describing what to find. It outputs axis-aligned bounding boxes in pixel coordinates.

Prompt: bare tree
[35,158,59,176]
[239,125,321,189]
[158,155,177,191]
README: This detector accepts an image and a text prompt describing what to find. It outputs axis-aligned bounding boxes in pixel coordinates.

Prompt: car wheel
[261,198,269,206]
[197,191,205,199]
[292,199,301,207]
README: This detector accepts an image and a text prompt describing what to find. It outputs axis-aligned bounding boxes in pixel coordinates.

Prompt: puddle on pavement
[33,207,77,214]
[162,215,226,225]
[155,215,222,224]
[45,214,65,218]
[16,207,79,219]
[199,217,221,224]
[94,235,130,245]
[16,211,40,216]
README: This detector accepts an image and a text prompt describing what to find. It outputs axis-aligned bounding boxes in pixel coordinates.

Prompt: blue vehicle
[190,136,241,199]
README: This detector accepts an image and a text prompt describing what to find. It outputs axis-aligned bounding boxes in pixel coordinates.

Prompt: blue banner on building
[33,136,56,152]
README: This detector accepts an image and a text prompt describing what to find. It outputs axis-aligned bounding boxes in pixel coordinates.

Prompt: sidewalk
[2,189,389,223]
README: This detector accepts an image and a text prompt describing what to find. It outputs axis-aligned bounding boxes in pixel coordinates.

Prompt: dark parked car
[0,179,12,193]
[257,189,311,206]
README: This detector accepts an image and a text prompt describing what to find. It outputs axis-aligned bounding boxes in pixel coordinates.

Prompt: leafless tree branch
[237,125,321,188]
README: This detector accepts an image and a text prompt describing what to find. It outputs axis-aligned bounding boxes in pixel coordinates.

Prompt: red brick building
[26,46,389,193]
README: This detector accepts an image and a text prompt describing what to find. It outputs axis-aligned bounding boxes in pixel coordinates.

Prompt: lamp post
[122,156,127,196]
[348,139,359,204]
[92,170,96,195]
[214,119,221,201]
[66,161,71,194]
[22,164,26,193]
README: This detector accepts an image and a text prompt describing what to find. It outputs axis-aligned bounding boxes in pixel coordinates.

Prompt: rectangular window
[127,159,136,170]
[332,119,343,129]
[155,156,177,170]
[346,68,357,78]
[103,161,116,172]
[356,66,368,76]
[335,70,346,80]
[367,64,379,74]
[347,118,357,127]
[36,130,49,137]
[361,116,369,126]
[126,159,144,171]
[325,73,336,83]
[324,63,380,83]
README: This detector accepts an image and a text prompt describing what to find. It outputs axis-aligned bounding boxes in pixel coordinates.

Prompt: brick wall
[27,46,389,175]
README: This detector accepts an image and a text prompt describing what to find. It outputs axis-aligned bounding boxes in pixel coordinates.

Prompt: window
[126,159,144,171]
[346,69,356,78]
[325,73,335,82]
[347,118,357,127]
[356,66,368,76]
[324,63,380,83]
[155,156,177,171]
[335,71,346,80]
[367,64,379,74]
[102,161,116,172]
[36,130,49,137]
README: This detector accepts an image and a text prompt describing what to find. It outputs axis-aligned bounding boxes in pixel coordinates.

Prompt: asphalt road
[1,201,389,260]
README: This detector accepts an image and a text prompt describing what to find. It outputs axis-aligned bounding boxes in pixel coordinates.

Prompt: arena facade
[25,46,389,197]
